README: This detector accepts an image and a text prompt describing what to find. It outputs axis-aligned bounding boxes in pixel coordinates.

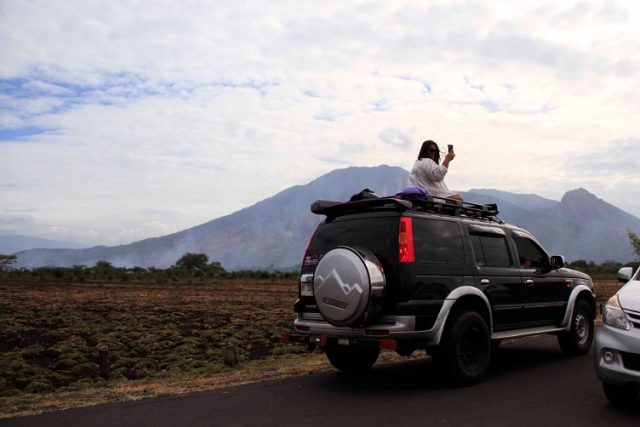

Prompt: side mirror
[550,255,565,269]
[617,267,633,283]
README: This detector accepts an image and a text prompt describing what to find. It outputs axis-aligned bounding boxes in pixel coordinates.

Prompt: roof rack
[311,197,412,217]
[408,196,501,221]
[310,196,501,222]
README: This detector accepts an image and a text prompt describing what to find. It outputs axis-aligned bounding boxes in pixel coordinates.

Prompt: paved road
[3,334,640,427]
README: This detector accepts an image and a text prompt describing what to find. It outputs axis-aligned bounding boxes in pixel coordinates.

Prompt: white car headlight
[603,295,631,331]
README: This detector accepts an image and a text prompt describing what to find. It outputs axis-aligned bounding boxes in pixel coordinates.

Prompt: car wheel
[602,383,639,407]
[558,299,594,356]
[439,311,491,386]
[325,343,380,374]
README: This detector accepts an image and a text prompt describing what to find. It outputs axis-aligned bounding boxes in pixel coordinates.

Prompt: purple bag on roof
[395,186,428,202]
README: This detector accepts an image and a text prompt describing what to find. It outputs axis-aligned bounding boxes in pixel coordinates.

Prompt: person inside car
[407,140,464,202]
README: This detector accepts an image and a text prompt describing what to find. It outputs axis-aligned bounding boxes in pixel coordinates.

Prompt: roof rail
[310,196,500,221]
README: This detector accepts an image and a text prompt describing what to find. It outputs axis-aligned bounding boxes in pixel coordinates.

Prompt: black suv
[284,195,596,385]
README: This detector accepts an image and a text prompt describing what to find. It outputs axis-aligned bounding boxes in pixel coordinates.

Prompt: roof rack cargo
[310,196,501,222]
[311,197,412,217]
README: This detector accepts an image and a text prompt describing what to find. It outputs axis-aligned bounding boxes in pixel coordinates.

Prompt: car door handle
[525,279,534,286]
[481,279,490,285]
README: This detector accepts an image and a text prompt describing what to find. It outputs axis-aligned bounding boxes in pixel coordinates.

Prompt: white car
[594,266,640,406]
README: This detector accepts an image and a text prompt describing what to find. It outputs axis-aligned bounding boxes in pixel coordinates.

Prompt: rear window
[413,218,464,264]
[305,216,397,268]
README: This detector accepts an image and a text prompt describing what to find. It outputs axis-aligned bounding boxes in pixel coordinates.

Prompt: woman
[407,140,463,202]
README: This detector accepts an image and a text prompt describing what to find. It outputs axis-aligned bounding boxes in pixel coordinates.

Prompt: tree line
[0,252,297,282]
[2,230,640,282]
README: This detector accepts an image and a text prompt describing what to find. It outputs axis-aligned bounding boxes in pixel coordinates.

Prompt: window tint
[413,218,464,264]
[310,217,396,258]
[512,234,548,268]
[470,234,511,268]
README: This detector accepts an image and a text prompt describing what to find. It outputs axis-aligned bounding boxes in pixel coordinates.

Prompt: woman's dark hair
[417,140,440,163]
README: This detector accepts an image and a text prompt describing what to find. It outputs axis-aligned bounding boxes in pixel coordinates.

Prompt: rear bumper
[291,312,439,344]
[290,286,493,346]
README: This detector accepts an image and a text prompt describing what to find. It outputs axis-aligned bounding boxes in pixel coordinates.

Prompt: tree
[92,260,117,280]
[206,261,226,276]
[567,259,589,271]
[175,252,209,272]
[95,260,115,270]
[629,229,640,261]
[0,254,17,271]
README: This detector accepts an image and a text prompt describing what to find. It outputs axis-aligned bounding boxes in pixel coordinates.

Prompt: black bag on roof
[349,188,378,201]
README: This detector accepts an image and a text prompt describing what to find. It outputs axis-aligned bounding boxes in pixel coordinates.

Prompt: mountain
[12,166,640,270]
[467,189,558,211]
[547,189,640,261]
[0,235,87,254]
[464,188,640,262]
[13,165,408,270]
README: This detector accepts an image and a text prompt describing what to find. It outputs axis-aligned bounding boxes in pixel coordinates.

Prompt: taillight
[399,216,415,263]
[299,229,317,269]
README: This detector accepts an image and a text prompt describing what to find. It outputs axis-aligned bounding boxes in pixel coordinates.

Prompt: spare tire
[313,246,386,327]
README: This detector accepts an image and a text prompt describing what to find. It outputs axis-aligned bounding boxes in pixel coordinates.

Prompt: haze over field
[2,1,640,247]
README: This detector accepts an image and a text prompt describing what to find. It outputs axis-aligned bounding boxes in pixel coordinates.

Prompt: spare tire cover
[313,246,386,327]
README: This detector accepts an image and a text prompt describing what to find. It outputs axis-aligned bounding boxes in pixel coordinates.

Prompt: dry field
[0,279,621,418]
[0,279,323,418]
[592,279,621,313]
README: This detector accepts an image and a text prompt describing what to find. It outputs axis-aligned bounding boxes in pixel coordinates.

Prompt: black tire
[325,343,380,374]
[602,383,639,407]
[438,311,491,386]
[558,300,594,356]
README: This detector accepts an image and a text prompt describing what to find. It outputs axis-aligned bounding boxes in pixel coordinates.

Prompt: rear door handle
[481,279,490,285]
[525,279,534,286]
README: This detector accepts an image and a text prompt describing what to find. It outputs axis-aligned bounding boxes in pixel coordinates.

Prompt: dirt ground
[0,279,621,419]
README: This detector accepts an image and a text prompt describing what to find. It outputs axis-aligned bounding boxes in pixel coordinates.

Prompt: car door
[511,230,569,326]
[468,224,524,331]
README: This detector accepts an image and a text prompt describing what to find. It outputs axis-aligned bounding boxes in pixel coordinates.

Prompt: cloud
[0,214,35,227]
[378,127,416,149]
[1,0,640,246]
[566,139,640,174]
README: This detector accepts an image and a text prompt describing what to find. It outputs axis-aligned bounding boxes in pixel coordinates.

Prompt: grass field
[0,278,621,418]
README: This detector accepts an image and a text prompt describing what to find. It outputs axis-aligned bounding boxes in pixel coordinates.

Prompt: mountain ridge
[12,165,640,269]
[0,235,87,254]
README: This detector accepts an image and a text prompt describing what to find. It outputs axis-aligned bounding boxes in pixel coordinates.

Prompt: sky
[1,0,640,247]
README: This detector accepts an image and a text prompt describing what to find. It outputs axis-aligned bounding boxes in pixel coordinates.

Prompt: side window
[470,234,511,268]
[512,234,548,268]
[413,218,464,264]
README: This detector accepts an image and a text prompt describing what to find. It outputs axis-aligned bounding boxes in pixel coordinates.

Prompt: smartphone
[448,144,454,154]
